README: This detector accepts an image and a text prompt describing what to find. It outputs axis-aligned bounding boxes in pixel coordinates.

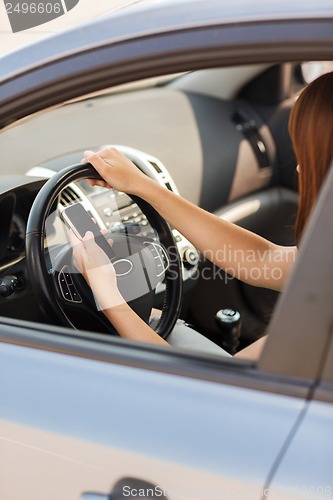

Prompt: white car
[0,1,333,499]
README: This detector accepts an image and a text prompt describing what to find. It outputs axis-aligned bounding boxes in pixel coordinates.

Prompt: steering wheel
[26,163,182,339]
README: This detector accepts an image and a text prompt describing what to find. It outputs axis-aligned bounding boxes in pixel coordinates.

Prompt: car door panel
[1,336,305,500]
[266,400,333,499]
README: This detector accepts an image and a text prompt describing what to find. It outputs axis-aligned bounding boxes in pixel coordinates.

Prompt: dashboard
[0,178,45,267]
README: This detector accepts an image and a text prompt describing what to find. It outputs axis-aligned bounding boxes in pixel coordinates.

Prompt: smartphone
[61,202,116,261]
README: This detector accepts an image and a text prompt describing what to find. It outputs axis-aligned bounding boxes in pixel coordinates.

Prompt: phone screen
[61,203,116,261]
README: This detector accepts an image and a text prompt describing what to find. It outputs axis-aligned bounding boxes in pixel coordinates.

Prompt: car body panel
[268,400,333,500]
[0,2,333,127]
[1,0,333,81]
[0,340,305,500]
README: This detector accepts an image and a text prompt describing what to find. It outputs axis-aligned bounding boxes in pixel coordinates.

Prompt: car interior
[0,60,332,356]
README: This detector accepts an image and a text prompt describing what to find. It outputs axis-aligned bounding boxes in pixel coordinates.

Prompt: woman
[70,71,333,358]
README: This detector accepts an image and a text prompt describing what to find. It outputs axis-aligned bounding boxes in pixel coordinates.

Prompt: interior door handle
[82,476,168,499]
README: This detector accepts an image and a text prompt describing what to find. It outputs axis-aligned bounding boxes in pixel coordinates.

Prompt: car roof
[1,0,333,82]
[140,0,333,20]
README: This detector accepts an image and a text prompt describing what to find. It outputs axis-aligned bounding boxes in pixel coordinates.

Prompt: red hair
[288,71,333,245]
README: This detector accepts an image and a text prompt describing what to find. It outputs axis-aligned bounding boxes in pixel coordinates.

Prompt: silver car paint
[1,342,304,499]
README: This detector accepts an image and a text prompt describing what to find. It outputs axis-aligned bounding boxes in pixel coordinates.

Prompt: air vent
[147,160,176,192]
[59,186,82,207]
[148,160,162,174]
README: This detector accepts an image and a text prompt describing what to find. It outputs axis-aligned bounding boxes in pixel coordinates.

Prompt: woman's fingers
[82,231,108,265]
[81,146,143,195]
[65,228,86,273]
[86,179,110,188]
[82,150,114,189]
[83,150,111,179]
[82,231,97,254]
[98,147,120,162]
[100,228,114,247]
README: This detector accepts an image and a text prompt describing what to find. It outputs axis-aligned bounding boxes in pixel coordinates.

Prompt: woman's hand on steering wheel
[82,148,149,195]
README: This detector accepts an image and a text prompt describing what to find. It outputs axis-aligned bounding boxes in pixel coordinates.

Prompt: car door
[0,317,309,500]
